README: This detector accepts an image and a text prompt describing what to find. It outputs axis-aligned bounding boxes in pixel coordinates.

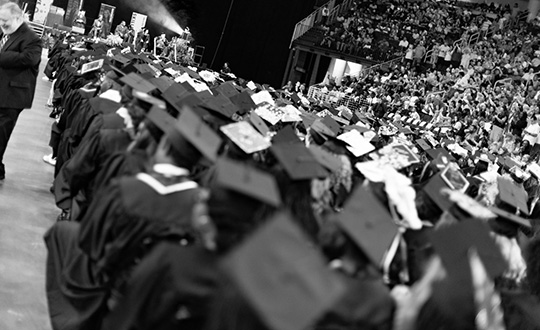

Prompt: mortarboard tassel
[468,247,505,330]
[382,200,410,285]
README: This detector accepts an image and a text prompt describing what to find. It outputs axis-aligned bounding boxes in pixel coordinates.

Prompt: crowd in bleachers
[318,0,522,62]
[316,11,540,165]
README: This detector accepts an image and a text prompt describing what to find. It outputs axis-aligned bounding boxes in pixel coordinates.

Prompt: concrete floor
[0,50,57,330]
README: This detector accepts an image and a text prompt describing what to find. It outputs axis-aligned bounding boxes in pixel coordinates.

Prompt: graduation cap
[423,165,470,212]
[146,106,184,154]
[443,188,497,220]
[249,112,270,136]
[311,116,341,138]
[215,158,281,207]
[120,73,157,94]
[221,211,346,330]
[148,76,175,94]
[425,148,456,163]
[80,58,104,74]
[212,81,240,98]
[272,125,302,145]
[496,177,529,214]
[202,94,239,118]
[182,67,201,80]
[251,90,275,106]
[275,98,292,107]
[428,220,507,323]
[176,106,223,162]
[111,54,133,69]
[335,184,398,265]
[488,206,532,229]
[300,112,319,128]
[338,130,376,157]
[330,114,350,126]
[428,220,508,330]
[271,144,328,180]
[132,90,166,111]
[220,121,271,154]
[416,139,432,151]
[132,63,155,76]
[428,220,507,279]
[342,125,371,134]
[230,91,257,115]
[161,83,196,112]
[309,145,343,174]
[290,93,302,105]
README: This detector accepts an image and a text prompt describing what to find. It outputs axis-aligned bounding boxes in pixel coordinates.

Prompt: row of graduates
[43,36,540,330]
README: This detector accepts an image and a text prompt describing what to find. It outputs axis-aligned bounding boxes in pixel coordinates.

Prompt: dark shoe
[56,210,71,222]
[0,173,4,180]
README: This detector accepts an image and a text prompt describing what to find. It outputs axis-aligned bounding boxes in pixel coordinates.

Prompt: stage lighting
[121,0,184,34]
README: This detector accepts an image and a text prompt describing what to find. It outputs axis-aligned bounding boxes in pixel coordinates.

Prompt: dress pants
[0,108,23,176]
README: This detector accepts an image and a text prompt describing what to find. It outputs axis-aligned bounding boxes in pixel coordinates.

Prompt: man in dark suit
[0,2,42,180]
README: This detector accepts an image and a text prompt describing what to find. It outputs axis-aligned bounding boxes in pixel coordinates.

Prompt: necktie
[0,34,9,51]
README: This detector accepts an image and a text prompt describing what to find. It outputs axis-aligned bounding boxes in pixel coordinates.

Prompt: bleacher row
[293,0,531,75]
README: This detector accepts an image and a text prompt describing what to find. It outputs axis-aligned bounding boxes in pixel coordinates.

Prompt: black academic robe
[317,272,395,330]
[45,170,201,330]
[54,129,132,215]
[44,221,107,330]
[78,170,200,279]
[101,243,220,330]
[91,149,150,196]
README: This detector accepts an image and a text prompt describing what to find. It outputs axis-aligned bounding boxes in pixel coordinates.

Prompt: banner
[33,0,54,25]
[99,3,115,36]
[64,0,80,26]
[130,12,147,32]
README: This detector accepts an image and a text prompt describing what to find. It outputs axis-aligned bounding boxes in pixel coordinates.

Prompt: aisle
[0,50,56,330]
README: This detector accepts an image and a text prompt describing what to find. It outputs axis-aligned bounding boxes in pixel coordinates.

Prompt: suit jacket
[0,22,42,109]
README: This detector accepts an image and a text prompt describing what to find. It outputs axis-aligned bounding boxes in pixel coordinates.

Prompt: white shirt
[524,123,540,145]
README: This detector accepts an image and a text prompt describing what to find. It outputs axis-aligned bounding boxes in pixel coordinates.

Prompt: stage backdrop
[63,0,79,26]
[53,0,317,87]
[99,3,115,36]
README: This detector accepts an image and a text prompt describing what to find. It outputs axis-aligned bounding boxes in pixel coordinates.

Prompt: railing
[28,21,45,38]
[307,85,368,112]
[327,0,354,24]
[290,0,356,47]
[290,0,336,47]
[360,56,404,77]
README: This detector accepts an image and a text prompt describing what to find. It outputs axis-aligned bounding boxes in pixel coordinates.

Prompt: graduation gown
[91,149,150,196]
[44,221,108,330]
[101,243,220,330]
[78,166,201,279]
[45,166,201,330]
[54,129,132,215]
